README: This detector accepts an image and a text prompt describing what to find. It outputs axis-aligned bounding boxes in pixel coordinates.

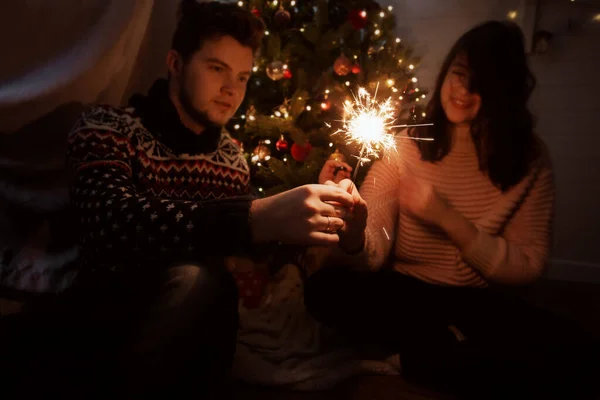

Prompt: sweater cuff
[461,227,507,278]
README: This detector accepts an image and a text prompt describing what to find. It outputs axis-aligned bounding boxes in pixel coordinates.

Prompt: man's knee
[164,262,238,313]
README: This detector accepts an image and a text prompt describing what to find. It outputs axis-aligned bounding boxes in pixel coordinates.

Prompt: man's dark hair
[172,0,265,62]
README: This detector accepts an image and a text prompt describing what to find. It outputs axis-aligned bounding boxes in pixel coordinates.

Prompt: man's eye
[211,66,223,72]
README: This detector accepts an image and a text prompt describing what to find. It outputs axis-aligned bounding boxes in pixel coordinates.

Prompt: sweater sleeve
[66,126,255,267]
[325,157,401,271]
[461,156,555,285]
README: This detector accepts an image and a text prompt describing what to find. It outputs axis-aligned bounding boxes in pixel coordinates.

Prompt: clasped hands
[250,161,447,249]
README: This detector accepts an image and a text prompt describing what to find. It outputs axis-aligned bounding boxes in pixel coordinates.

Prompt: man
[2,1,358,399]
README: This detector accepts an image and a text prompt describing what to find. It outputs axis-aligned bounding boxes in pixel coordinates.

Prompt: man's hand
[318,159,353,184]
[250,184,355,246]
[324,179,368,253]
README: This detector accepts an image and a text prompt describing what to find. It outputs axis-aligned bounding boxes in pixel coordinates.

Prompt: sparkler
[329,83,434,183]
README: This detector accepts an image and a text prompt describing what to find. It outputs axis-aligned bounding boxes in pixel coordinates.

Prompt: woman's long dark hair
[410,21,539,191]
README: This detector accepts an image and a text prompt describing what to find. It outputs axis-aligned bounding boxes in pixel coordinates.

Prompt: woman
[308,21,598,398]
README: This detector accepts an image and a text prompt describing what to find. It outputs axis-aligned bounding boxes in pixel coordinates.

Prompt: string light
[241,115,246,119]
[386,79,395,87]
[306,105,312,111]
[412,77,418,82]
[291,0,296,5]
[258,187,264,192]
[273,0,278,6]
[329,143,334,147]
[264,140,272,144]
[283,157,287,162]
[265,31,270,35]
[234,124,240,130]
[252,66,258,72]
[409,64,414,70]
[379,11,385,17]
[283,64,288,70]
[325,89,330,94]
[275,111,282,117]
[249,115,256,121]
[388,6,393,11]
[422,94,426,99]
[237,1,243,6]
[360,11,367,18]
[396,38,401,43]
[508,10,517,19]
[300,28,305,32]
[415,88,420,92]
[375,29,381,35]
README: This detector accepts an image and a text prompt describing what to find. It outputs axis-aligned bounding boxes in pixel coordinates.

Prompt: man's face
[176,35,254,128]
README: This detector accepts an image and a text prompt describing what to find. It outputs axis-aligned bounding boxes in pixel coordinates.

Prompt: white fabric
[0,0,154,132]
[232,264,399,391]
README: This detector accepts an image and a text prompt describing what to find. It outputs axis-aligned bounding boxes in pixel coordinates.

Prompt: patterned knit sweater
[337,130,555,287]
[66,79,255,276]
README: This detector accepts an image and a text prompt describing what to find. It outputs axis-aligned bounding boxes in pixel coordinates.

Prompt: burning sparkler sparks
[328,83,434,182]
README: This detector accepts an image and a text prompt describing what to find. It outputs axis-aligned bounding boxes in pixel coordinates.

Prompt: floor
[2,279,599,399]
[227,279,600,400]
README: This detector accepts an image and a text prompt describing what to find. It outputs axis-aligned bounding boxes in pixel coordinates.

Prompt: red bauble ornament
[348,9,368,30]
[276,135,289,152]
[251,8,261,17]
[283,69,292,79]
[334,55,352,76]
[351,63,361,74]
[291,142,312,162]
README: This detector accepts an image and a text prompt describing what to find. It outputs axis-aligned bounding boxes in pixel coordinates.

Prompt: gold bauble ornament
[266,61,285,81]
[329,148,346,163]
[253,141,271,162]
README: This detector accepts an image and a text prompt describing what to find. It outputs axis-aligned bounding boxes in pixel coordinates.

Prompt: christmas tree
[226,0,427,196]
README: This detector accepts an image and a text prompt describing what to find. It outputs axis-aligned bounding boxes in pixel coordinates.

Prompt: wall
[390,0,600,282]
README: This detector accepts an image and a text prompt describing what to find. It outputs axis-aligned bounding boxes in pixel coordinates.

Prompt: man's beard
[178,85,223,131]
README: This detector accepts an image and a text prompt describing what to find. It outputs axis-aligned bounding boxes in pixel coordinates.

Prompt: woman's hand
[318,159,353,184]
[324,179,367,253]
[397,172,448,226]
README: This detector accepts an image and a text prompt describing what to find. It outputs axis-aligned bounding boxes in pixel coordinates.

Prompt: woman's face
[440,54,482,126]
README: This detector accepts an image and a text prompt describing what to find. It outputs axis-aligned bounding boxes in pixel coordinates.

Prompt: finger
[325,160,342,170]
[340,162,353,171]
[318,187,354,207]
[319,215,345,232]
[337,179,356,195]
[323,180,337,187]
[321,203,349,219]
[307,231,340,246]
